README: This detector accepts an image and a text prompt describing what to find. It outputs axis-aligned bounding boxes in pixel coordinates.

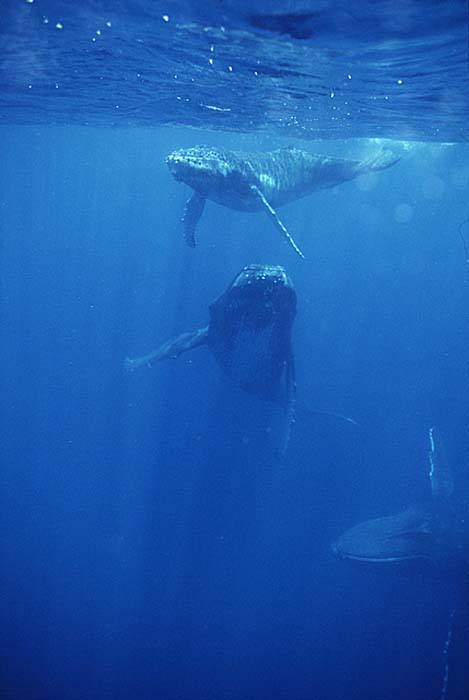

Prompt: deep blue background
[1,127,469,699]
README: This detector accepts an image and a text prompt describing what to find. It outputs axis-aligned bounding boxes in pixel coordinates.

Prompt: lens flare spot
[394,203,413,223]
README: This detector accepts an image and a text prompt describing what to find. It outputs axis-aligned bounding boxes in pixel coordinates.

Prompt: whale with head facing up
[125,263,296,402]
[125,264,297,452]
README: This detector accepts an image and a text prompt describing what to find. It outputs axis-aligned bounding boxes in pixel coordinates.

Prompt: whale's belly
[206,165,308,212]
[252,153,331,206]
[209,189,264,212]
[209,321,286,397]
[204,149,355,211]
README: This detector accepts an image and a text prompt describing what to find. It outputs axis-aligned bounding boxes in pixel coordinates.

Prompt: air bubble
[452,168,469,190]
[394,203,413,223]
[422,176,445,200]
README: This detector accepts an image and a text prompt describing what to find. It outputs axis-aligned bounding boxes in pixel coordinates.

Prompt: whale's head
[166,146,237,195]
[332,507,440,574]
[221,264,297,330]
[208,264,296,399]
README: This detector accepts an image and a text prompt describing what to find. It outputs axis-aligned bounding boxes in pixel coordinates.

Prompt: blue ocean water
[1,0,468,140]
[1,3,469,700]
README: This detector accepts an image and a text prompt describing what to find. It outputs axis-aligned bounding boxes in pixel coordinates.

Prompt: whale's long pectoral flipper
[428,426,454,506]
[125,326,209,371]
[182,192,206,247]
[250,185,305,260]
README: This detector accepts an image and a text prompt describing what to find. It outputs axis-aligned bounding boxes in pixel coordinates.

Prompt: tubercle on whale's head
[166,145,232,193]
[223,264,297,329]
[232,264,294,293]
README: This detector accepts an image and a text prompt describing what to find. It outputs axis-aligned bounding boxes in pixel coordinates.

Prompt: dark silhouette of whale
[332,427,468,581]
[332,431,469,698]
[166,145,400,258]
[125,264,296,404]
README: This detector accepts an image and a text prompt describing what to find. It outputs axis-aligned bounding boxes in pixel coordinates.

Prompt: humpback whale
[332,427,469,580]
[166,145,400,258]
[125,264,296,404]
[332,432,469,698]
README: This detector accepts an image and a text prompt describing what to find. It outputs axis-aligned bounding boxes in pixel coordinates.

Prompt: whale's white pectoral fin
[182,192,206,248]
[428,426,454,506]
[250,185,305,260]
[125,326,209,371]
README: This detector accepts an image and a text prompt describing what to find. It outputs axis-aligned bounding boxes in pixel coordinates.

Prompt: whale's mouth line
[335,554,428,563]
[332,546,438,566]
[166,155,183,175]
[167,164,185,182]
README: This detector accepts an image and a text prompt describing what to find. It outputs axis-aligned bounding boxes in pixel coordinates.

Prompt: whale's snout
[166,151,186,181]
[236,264,293,291]
[166,146,230,193]
[166,148,213,188]
[228,264,297,328]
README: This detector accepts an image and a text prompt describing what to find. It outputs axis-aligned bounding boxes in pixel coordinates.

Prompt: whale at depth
[125,264,296,402]
[332,427,469,581]
[125,264,297,452]
[166,145,400,258]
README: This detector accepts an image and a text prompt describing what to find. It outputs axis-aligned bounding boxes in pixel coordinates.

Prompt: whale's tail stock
[361,148,401,173]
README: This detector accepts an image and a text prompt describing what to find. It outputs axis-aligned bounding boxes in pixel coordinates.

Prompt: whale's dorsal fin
[428,426,454,506]
[125,326,209,371]
[249,184,305,259]
[182,192,206,247]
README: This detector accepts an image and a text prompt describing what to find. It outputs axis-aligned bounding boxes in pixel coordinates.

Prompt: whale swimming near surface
[126,264,297,403]
[166,145,400,258]
[332,427,468,581]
